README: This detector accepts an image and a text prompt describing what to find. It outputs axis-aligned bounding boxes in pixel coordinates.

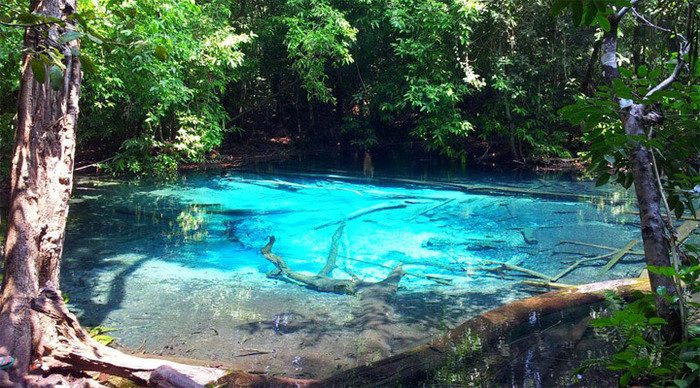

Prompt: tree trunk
[0,0,81,381]
[625,103,682,342]
[599,11,683,341]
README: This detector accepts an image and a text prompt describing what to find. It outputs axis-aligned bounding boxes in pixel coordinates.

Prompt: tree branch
[616,0,642,22]
[644,34,691,98]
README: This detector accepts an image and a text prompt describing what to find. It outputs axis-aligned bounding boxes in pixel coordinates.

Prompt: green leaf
[648,266,677,277]
[48,65,64,91]
[92,334,114,346]
[674,379,690,388]
[622,173,634,189]
[154,46,168,61]
[582,2,598,26]
[675,201,685,219]
[637,65,648,77]
[30,57,46,83]
[58,30,83,44]
[571,0,584,26]
[595,15,611,32]
[87,33,104,45]
[596,173,611,186]
[80,55,97,73]
[685,362,699,372]
[652,367,673,375]
[648,317,667,325]
[551,0,570,16]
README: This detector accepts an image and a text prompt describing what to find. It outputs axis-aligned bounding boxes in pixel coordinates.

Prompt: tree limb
[261,225,405,294]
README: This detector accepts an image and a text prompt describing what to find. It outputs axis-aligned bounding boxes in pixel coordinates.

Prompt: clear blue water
[61,168,643,378]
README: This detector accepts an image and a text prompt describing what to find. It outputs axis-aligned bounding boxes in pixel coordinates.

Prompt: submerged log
[313,202,409,230]
[261,224,405,294]
[316,278,650,387]
[600,240,639,273]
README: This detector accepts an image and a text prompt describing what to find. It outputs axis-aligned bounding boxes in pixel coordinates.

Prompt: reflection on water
[62,169,641,378]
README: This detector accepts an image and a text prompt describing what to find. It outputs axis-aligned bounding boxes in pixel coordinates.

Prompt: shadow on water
[394,289,510,327]
[62,254,151,327]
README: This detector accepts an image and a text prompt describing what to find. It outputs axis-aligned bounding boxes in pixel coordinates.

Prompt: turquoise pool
[61,168,642,378]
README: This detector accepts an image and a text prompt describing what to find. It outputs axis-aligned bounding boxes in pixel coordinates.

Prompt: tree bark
[598,7,684,342]
[625,103,682,342]
[0,0,81,382]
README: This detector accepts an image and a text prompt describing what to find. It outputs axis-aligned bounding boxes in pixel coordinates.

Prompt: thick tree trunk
[599,9,684,341]
[0,0,81,382]
[625,104,682,341]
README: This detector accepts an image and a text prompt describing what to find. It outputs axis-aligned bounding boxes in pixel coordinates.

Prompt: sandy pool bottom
[64,257,534,379]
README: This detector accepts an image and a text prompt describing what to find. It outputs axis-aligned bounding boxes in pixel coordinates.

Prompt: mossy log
[315,278,650,387]
[261,223,405,294]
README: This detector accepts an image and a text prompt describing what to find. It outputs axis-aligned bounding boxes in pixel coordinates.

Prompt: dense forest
[0,0,699,387]
[1,0,692,178]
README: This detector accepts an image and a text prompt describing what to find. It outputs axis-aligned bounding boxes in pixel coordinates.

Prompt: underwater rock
[272,313,292,334]
[292,356,303,371]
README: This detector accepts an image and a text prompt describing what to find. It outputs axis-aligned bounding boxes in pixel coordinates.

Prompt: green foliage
[340,117,377,151]
[561,69,700,215]
[471,0,582,160]
[381,0,483,160]
[432,328,487,385]
[1,0,693,175]
[87,325,118,346]
[588,247,700,387]
[77,0,252,177]
[282,0,357,103]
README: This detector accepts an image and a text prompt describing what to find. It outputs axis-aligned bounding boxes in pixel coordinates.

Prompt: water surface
[62,168,642,378]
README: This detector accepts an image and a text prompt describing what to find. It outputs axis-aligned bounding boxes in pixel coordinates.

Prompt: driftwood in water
[315,278,650,387]
[413,198,456,219]
[341,255,453,285]
[601,240,639,273]
[313,202,409,230]
[482,237,649,284]
[261,224,405,294]
[558,240,645,255]
[480,260,554,281]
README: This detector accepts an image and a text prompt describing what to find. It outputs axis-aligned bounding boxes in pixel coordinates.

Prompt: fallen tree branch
[413,198,456,218]
[601,240,639,273]
[341,255,453,285]
[261,225,405,294]
[479,260,554,281]
[313,202,409,230]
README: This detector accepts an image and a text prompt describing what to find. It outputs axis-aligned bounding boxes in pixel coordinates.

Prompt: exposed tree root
[30,286,226,386]
[12,286,322,388]
[261,223,405,294]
